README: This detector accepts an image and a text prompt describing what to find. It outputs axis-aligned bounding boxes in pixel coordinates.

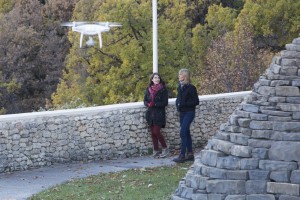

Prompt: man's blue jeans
[179,111,195,156]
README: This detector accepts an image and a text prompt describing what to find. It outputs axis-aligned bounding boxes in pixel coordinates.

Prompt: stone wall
[0,91,249,173]
[171,37,300,200]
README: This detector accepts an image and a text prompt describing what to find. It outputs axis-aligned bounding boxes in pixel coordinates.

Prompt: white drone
[61,21,122,48]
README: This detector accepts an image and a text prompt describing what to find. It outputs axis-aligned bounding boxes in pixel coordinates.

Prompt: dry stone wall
[0,92,247,173]
[172,38,300,200]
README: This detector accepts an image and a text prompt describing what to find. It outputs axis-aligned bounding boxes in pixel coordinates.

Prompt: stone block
[191,193,207,200]
[251,130,272,139]
[171,196,188,200]
[268,116,292,121]
[281,50,299,59]
[227,125,242,133]
[179,184,195,199]
[185,172,195,187]
[272,56,281,65]
[226,170,248,180]
[231,145,252,158]
[242,104,259,113]
[249,121,273,130]
[259,160,298,171]
[208,194,226,200]
[210,167,227,179]
[220,123,228,131]
[268,96,286,103]
[210,139,234,155]
[225,195,246,200]
[292,112,300,120]
[230,133,249,145]
[292,38,300,44]
[277,103,300,112]
[273,121,300,131]
[260,109,291,116]
[286,43,300,51]
[240,158,259,170]
[270,170,290,183]
[267,182,300,196]
[279,195,300,200]
[258,86,276,96]
[215,131,230,141]
[238,118,251,128]
[276,86,300,96]
[248,170,270,180]
[246,180,267,194]
[268,75,299,81]
[217,156,241,170]
[270,63,281,74]
[270,80,290,87]
[240,128,252,136]
[249,113,268,121]
[190,175,209,190]
[280,65,297,75]
[206,180,246,195]
[173,181,185,196]
[200,149,226,167]
[193,162,203,175]
[201,165,211,177]
[246,194,275,200]
[291,170,300,184]
[259,79,271,86]
[235,110,251,118]
[292,80,300,87]
[288,97,300,103]
[271,131,300,141]
[248,139,273,148]
[280,58,298,67]
[229,115,240,126]
[269,141,300,162]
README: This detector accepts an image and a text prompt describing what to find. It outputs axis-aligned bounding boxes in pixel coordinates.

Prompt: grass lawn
[29,162,192,200]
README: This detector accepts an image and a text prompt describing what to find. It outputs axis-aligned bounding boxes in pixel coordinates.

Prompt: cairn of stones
[172,37,300,200]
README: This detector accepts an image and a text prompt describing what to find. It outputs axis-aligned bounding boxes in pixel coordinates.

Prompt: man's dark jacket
[176,83,199,112]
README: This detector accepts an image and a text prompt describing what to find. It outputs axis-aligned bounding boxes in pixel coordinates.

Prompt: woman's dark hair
[148,73,165,87]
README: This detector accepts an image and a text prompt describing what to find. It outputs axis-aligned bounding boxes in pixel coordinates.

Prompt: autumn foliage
[0,0,299,114]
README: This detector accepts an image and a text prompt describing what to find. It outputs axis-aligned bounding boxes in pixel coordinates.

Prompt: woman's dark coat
[176,83,199,112]
[144,86,168,127]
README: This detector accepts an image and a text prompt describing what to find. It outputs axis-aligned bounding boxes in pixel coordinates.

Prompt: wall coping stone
[0,91,250,121]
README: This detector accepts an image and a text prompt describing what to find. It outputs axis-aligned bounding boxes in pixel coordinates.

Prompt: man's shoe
[172,154,186,163]
[185,153,194,162]
[160,148,170,158]
[152,150,161,158]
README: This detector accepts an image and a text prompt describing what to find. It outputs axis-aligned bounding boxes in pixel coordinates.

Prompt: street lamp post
[152,0,158,73]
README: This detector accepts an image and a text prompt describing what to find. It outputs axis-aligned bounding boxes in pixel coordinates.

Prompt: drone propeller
[61,21,122,27]
[94,22,122,27]
[61,21,89,27]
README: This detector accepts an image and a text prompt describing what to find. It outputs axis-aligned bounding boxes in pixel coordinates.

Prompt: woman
[173,68,199,163]
[144,73,169,158]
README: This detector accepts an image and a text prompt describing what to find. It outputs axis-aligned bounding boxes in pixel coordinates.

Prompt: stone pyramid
[172,37,300,200]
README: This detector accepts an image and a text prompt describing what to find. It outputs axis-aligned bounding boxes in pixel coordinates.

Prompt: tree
[0,0,15,14]
[238,0,300,49]
[0,0,77,113]
[189,4,238,91]
[52,0,200,107]
[201,21,272,94]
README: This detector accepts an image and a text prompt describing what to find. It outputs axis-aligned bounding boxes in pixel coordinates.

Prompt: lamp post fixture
[152,0,158,73]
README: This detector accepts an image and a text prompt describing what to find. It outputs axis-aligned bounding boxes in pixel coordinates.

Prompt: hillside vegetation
[0,0,299,114]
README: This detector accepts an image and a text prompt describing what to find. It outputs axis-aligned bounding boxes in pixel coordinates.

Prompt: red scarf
[148,83,163,102]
